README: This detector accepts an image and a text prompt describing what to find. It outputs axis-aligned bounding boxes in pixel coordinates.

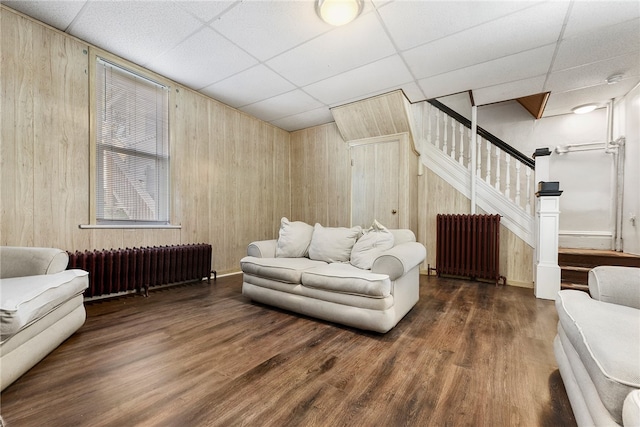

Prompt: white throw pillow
[308,224,362,263]
[350,220,395,270]
[275,217,314,258]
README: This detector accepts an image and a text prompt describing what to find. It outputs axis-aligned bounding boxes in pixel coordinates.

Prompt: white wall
[617,83,640,255]
[439,94,616,249]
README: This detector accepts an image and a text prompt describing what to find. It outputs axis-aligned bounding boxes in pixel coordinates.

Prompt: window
[95,57,170,224]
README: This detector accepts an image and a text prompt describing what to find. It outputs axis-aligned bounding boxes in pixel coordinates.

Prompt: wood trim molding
[516,92,550,120]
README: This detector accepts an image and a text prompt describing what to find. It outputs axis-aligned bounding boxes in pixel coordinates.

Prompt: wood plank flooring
[0,275,576,426]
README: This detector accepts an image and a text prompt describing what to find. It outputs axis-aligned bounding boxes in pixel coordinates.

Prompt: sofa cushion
[556,290,640,423]
[308,224,362,263]
[350,220,394,270]
[1,269,88,340]
[301,263,391,298]
[275,217,314,258]
[240,256,327,284]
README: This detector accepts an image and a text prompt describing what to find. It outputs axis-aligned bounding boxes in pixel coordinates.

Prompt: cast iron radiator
[67,244,213,298]
[435,214,506,286]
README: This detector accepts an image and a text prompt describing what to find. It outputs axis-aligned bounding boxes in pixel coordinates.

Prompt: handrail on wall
[428,99,535,169]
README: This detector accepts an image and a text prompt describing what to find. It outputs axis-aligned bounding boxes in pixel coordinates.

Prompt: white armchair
[0,247,88,391]
[555,266,640,426]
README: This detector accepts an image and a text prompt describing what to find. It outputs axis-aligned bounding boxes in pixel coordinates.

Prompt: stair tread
[559,248,640,259]
[561,282,590,292]
[560,265,591,271]
[558,248,640,270]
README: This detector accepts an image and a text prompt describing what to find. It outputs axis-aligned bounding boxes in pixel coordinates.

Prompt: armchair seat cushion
[301,263,391,298]
[556,289,640,423]
[1,269,89,340]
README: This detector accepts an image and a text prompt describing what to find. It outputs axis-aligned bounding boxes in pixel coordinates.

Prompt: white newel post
[533,147,552,288]
[535,181,563,300]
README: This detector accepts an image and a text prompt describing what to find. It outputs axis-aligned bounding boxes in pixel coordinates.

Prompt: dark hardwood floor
[1,274,576,427]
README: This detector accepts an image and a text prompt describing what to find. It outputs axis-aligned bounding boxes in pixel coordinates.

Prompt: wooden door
[350,141,400,229]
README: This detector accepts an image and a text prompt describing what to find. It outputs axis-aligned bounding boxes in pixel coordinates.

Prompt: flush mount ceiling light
[316,0,364,26]
[606,74,623,84]
[572,104,598,114]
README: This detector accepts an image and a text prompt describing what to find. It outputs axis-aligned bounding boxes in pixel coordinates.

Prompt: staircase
[410,99,535,246]
[559,248,640,292]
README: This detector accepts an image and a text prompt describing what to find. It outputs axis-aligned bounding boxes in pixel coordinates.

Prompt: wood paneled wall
[1,8,290,275]
[2,8,91,251]
[290,123,350,227]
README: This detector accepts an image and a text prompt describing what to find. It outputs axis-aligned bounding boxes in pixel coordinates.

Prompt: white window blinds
[95,58,170,223]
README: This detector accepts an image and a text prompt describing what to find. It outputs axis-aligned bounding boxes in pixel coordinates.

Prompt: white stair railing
[411,100,536,246]
[419,101,534,216]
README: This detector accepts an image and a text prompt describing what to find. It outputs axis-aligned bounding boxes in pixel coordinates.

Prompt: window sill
[79,224,181,230]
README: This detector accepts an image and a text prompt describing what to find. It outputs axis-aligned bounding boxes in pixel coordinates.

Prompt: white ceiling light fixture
[316,0,364,26]
[606,74,623,85]
[572,104,598,114]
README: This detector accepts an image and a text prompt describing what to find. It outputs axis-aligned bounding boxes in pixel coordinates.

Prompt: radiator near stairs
[68,244,213,298]
[435,214,506,286]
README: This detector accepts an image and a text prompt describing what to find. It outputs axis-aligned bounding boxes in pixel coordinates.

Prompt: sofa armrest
[371,242,426,281]
[0,246,69,279]
[247,240,278,258]
[624,389,640,426]
[589,266,640,310]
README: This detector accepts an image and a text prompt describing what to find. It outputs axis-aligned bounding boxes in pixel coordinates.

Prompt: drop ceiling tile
[564,1,640,37]
[553,19,640,71]
[68,2,204,66]
[210,1,329,61]
[270,107,334,132]
[543,79,640,117]
[266,12,396,87]
[377,0,539,51]
[174,1,238,23]
[418,45,556,100]
[303,55,413,105]
[145,26,258,90]
[473,75,546,106]
[240,90,324,123]
[403,1,567,80]
[546,52,640,93]
[2,0,86,31]
[200,64,296,108]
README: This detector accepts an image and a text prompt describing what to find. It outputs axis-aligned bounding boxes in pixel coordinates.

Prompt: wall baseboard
[506,279,534,289]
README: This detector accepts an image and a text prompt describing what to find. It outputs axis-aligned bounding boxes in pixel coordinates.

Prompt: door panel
[351,141,400,228]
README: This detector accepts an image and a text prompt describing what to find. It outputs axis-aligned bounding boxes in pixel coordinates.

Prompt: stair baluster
[476,135,482,179]
[495,145,501,191]
[458,122,465,165]
[515,162,522,207]
[443,113,448,155]
[485,138,491,184]
[450,115,456,159]
[505,154,511,199]
[526,168,532,214]
[435,109,440,150]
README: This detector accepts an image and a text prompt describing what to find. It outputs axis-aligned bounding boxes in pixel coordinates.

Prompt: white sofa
[241,219,426,333]
[0,246,89,391]
[554,266,640,426]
